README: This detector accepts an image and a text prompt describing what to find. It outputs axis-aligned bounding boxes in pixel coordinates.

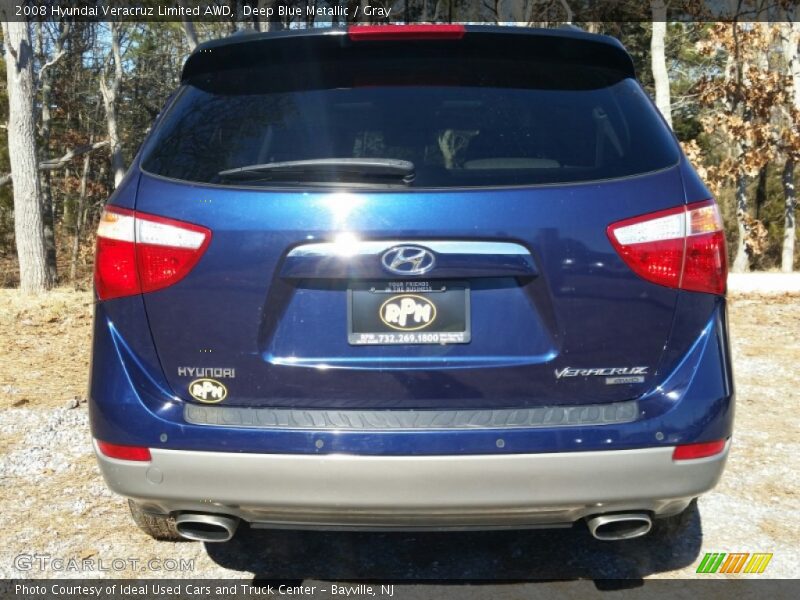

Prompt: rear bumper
[95,441,728,529]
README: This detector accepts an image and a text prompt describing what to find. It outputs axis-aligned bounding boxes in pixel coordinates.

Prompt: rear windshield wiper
[218,158,415,185]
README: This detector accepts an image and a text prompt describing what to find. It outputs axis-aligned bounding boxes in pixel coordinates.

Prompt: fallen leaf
[79,549,97,560]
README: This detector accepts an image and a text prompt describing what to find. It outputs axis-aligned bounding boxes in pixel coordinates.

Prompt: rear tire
[128,500,183,541]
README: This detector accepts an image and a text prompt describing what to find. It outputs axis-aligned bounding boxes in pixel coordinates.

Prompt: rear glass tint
[142,56,680,188]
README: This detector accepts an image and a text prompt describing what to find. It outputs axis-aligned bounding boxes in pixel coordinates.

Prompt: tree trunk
[650,0,672,128]
[70,138,92,284]
[35,21,57,282]
[40,170,57,282]
[755,164,768,219]
[556,0,574,23]
[783,159,797,273]
[181,19,198,50]
[228,0,239,33]
[179,0,198,48]
[728,24,751,273]
[36,21,69,283]
[732,174,750,272]
[1,20,52,292]
[780,21,800,272]
[100,23,126,188]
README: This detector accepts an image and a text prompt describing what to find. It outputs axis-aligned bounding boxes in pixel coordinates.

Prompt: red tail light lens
[607,200,727,295]
[95,206,211,300]
[95,235,139,300]
[348,25,465,41]
[96,440,151,462]
[672,439,726,461]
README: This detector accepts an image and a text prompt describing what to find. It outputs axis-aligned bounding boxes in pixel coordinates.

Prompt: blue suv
[90,25,733,543]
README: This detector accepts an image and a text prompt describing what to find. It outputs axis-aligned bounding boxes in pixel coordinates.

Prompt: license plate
[348,280,470,345]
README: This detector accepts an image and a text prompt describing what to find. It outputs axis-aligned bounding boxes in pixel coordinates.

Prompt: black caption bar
[1,579,799,600]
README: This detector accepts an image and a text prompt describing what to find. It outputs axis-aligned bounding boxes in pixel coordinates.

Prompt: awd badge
[188,378,228,403]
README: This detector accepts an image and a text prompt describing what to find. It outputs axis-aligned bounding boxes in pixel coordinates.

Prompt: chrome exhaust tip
[586,513,652,541]
[175,513,239,543]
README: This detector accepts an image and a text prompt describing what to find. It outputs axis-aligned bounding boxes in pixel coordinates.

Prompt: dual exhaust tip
[586,513,652,541]
[175,513,239,543]
[173,512,653,543]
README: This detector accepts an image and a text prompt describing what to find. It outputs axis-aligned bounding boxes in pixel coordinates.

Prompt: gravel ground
[0,288,798,584]
[727,272,800,294]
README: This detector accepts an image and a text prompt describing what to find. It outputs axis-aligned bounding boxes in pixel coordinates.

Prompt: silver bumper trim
[95,442,729,530]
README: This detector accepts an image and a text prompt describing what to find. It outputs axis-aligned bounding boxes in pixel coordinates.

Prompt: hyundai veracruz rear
[90,25,733,543]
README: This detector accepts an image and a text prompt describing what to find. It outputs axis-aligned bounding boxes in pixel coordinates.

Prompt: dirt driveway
[0,289,798,583]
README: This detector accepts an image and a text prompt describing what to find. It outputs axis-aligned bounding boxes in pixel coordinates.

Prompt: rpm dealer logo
[188,378,227,403]
[380,295,437,331]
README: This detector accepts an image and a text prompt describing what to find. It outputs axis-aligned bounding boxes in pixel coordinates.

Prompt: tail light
[95,206,211,300]
[672,439,727,460]
[348,25,465,41]
[96,440,151,462]
[607,200,727,295]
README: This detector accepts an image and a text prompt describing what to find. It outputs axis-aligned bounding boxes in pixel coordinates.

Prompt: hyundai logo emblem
[381,246,436,276]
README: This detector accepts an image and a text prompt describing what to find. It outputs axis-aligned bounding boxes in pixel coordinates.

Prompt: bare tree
[556,0,573,23]
[36,21,70,283]
[181,19,199,50]
[650,0,672,128]
[254,0,283,32]
[1,18,52,292]
[730,24,752,273]
[100,22,126,188]
[70,134,94,283]
[0,141,110,187]
[688,22,777,273]
[496,0,527,23]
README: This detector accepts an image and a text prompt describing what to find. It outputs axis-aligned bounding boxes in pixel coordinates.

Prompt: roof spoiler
[182,26,636,83]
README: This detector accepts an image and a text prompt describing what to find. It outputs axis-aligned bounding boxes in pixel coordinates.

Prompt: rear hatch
[134,27,686,410]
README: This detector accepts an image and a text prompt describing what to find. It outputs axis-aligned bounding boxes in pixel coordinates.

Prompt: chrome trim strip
[287,240,530,258]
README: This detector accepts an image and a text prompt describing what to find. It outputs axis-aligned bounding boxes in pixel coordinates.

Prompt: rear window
[141,56,680,188]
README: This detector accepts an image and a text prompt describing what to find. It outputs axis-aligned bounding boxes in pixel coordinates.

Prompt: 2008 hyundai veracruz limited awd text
[90,25,733,543]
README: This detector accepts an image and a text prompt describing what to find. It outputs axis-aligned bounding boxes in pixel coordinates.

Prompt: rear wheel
[128,500,183,541]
